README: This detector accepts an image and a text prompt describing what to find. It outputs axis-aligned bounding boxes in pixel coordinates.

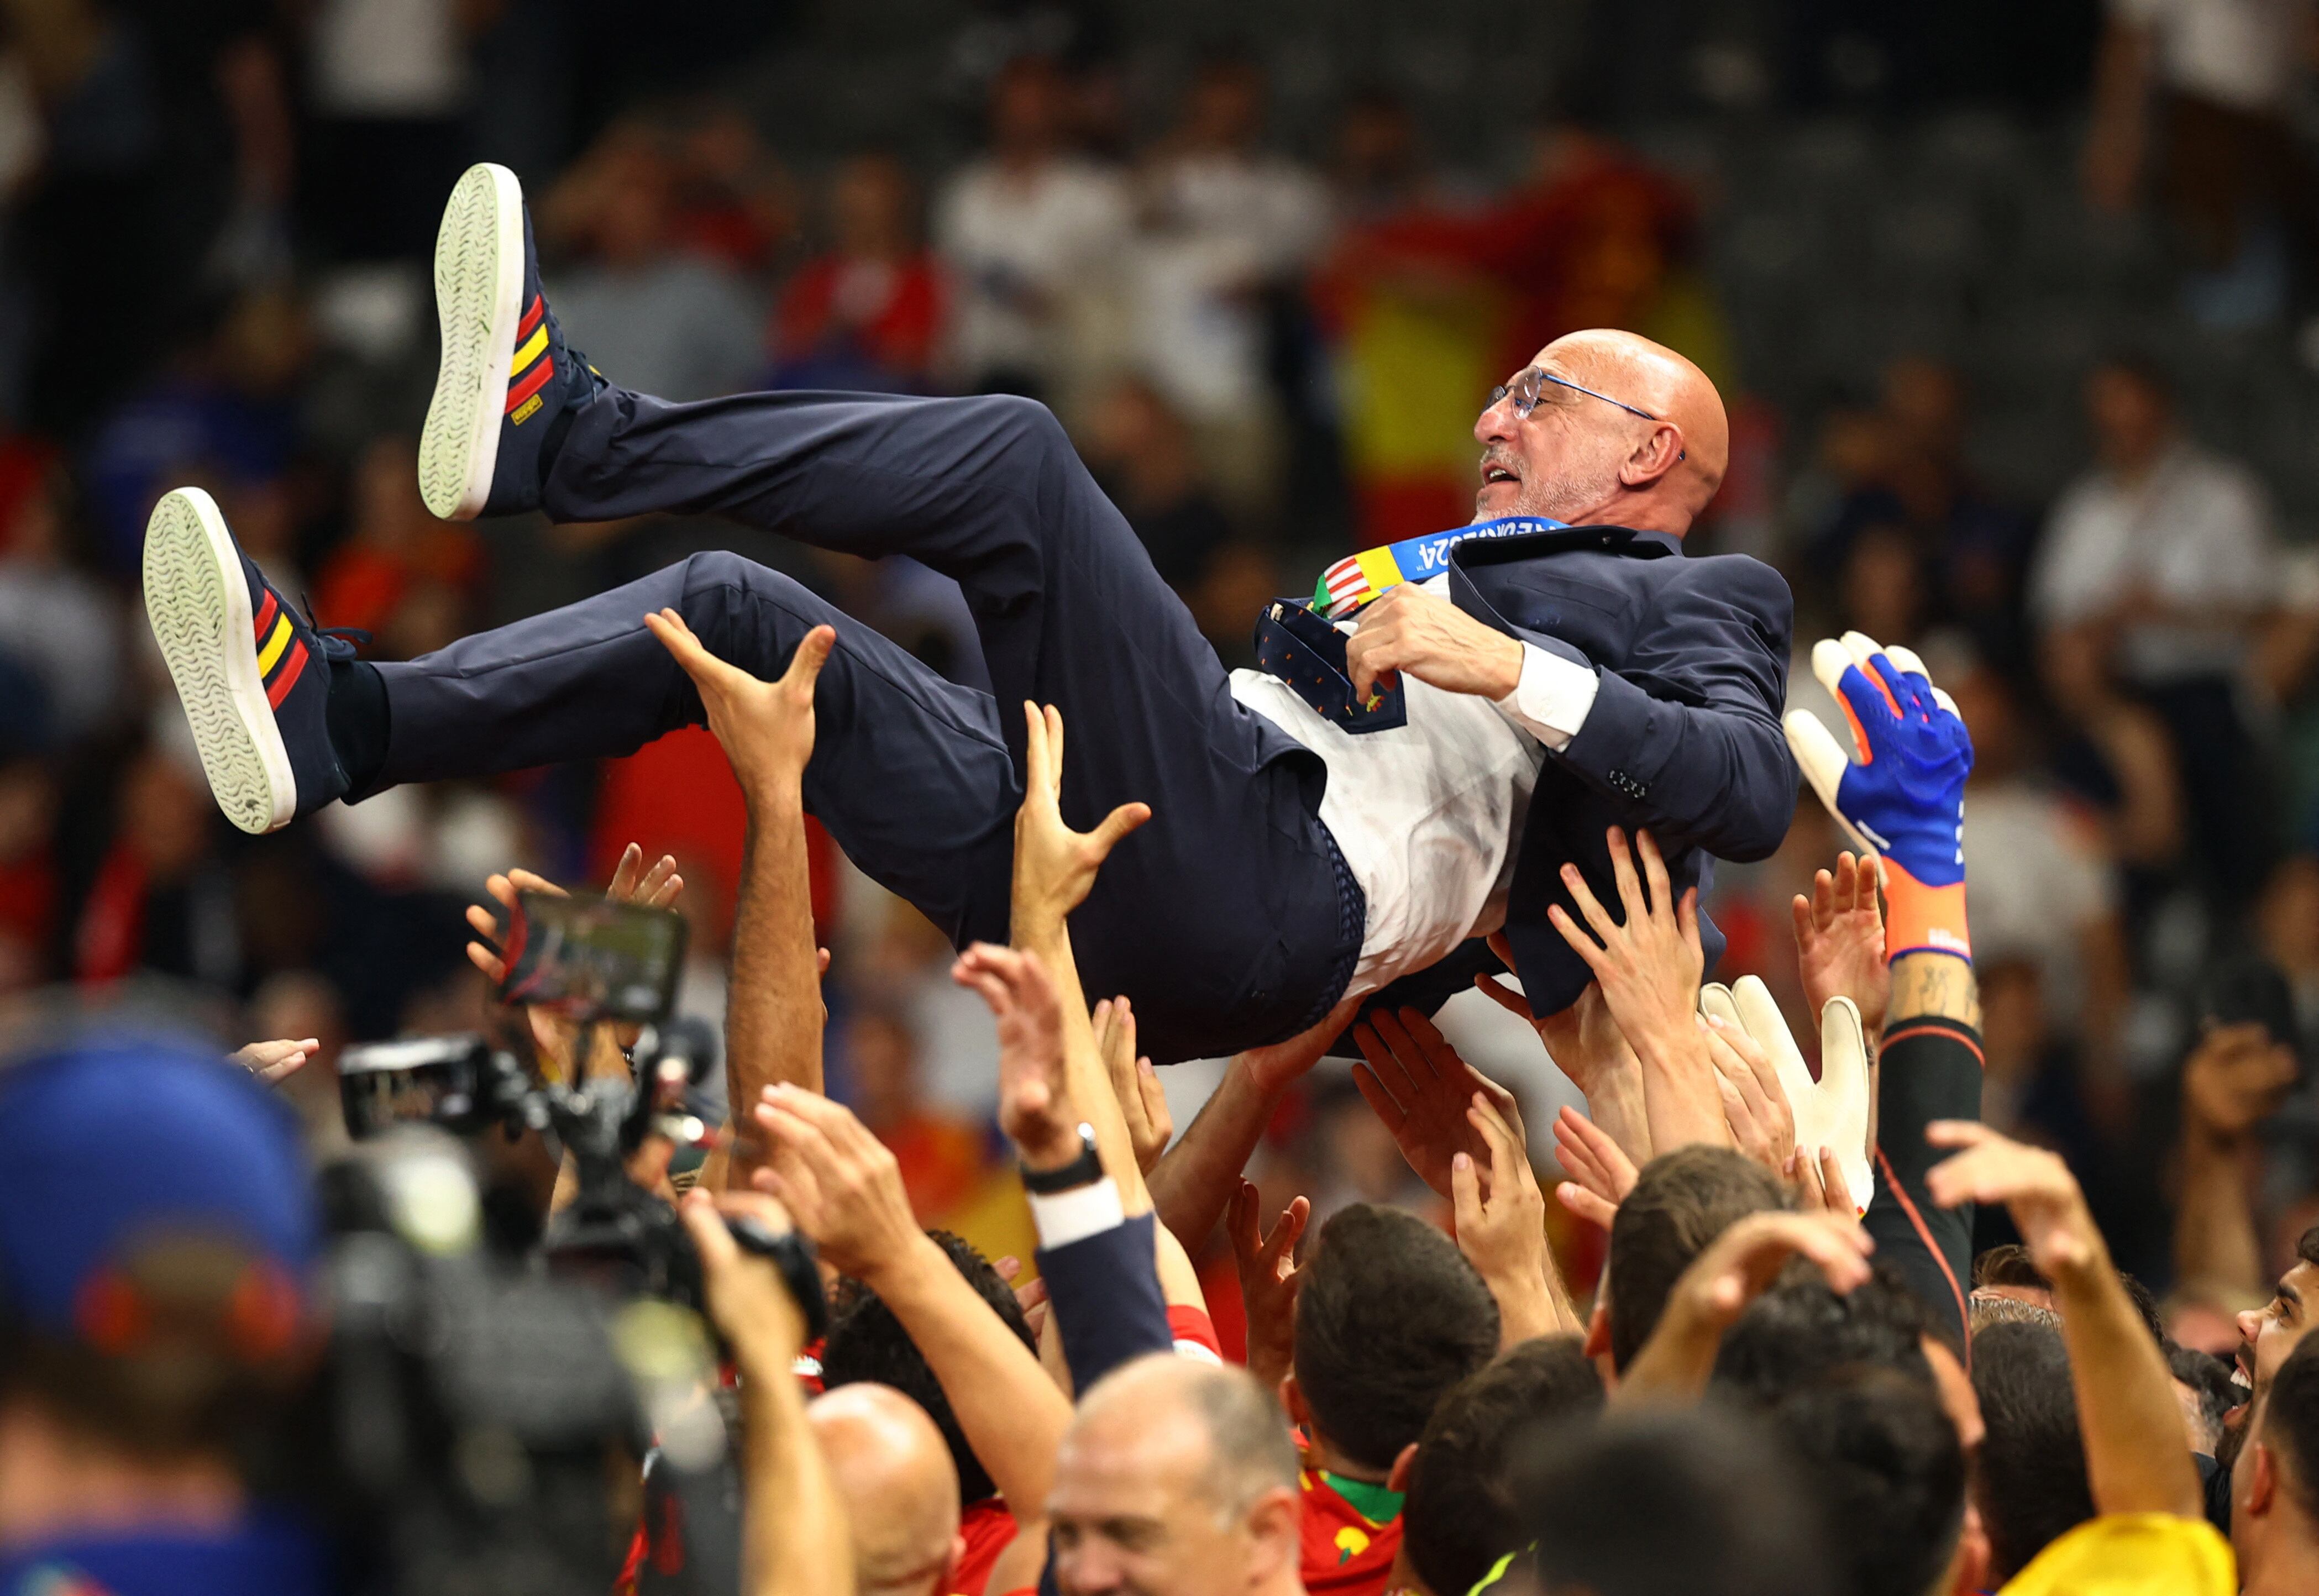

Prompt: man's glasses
[1485,366,1661,423]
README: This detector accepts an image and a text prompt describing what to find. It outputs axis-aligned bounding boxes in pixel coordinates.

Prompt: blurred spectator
[667,105,796,273]
[312,434,482,658]
[935,53,1130,403]
[538,120,762,401]
[0,454,122,742]
[0,756,57,991]
[72,742,234,989]
[770,153,946,393]
[248,967,349,1156]
[2085,0,2317,329]
[1948,661,2134,1115]
[1803,358,2033,674]
[1129,54,1329,517]
[82,286,313,574]
[302,0,476,262]
[2031,355,2284,899]
[838,1005,991,1231]
[1079,376,1232,591]
[2039,624,2190,880]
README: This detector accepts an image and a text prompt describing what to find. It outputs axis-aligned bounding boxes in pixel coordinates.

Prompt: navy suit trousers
[371,387,1361,1063]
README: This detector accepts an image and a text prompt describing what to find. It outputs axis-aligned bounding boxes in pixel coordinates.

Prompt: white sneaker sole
[418,161,525,521]
[142,487,297,834]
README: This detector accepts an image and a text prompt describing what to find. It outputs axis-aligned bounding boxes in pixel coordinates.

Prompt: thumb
[678,1190,741,1272]
[1557,1182,1617,1230]
[647,608,739,691]
[782,624,837,693]
[1088,801,1152,857]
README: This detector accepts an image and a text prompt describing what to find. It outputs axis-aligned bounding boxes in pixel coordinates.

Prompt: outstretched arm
[1928,1122,2201,1519]
[649,608,832,1185]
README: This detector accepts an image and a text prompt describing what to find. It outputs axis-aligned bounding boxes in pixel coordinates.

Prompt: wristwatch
[1021,1122,1103,1195]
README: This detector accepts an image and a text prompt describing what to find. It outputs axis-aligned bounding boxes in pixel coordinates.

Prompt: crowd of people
[2,2,2319,1593]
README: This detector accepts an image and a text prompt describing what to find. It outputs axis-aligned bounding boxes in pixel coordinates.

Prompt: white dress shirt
[1230,576,1599,997]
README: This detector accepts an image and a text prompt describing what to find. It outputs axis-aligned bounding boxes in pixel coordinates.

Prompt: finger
[1783,710,1881,864]
[1635,829,1672,919]
[1603,826,1646,922]
[1882,643,1930,683]
[466,941,507,983]
[1021,701,1051,796]
[1451,1149,1484,1230]
[1833,851,1859,914]
[1546,902,1610,967]
[646,608,743,691]
[1088,801,1153,858]
[1819,1147,1859,1218]
[254,1052,309,1084]
[1044,704,1066,784]
[1556,1181,1618,1230]
[1791,891,1817,951]
[817,947,832,977]
[608,842,644,901]
[1350,1060,1408,1132]
[677,1189,743,1272]
[1929,685,1961,718]
[1924,1120,1993,1150]
[780,624,837,694]
[1869,649,1928,721]
[1227,1180,1257,1257]
[1473,971,1536,1021]
[1678,887,1701,956]
[505,868,568,900]
[1817,995,1872,1164]
[1136,1058,1172,1143]
[1265,1195,1311,1262]
[993,1254,1021,1282]
[1733,975,1816,1124]
[1368,1009,1434,1098]
[1559,858,1620,944]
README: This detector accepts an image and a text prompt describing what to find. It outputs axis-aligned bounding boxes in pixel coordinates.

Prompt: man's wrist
[859,1230,951,1300]
[1016,1119,1090,1174]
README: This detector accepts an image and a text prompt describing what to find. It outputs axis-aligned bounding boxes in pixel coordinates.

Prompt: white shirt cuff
[1497,643,1599,751]
[1029,1177,1125,1250]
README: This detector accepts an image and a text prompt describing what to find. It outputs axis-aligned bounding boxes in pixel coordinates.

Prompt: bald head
[809,1384,961,1596]
[1048,1356,1305,1596]
[1473,328,1728,536]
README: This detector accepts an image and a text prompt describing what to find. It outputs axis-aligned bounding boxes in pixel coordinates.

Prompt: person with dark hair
[1712,1265,1939,1405]
[0,1036,327,1596]
[1968,1321,2095,1581]
[1285,1203,1500,1596]
[1766,1366,1976,1596]
[1400,1337,1604,1596]
[821,1230,1037,1508]
[2233,1333,2319,1592]
[1520,1406,1839,1596]
[2236,1228,2319,1435]
[2170,1342,2240,1455]
[1975,1243,2053,1306]
[1599,1145,1786,1372]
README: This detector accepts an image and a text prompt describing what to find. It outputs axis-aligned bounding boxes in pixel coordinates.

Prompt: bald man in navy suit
[145,164,1794,1064]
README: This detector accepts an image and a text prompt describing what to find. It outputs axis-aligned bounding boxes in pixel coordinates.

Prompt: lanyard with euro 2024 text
[1310,516,1567,620]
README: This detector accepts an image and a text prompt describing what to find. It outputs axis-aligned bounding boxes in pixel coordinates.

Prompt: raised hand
[1619,1210,1874,1399]
[646,610,833,804]
[2181,1020,2296,1144]
[1239,993,1362,1098]
[464,842,685,1074]
[1792,851,1890,1037]
[1698,975,1872,1216]
[1011,701,1150,938]
[1792,1146,1858,1217]
[750,1083,922,1282]
[677,1188,810,1372]
[1476,942,1649,1163]
[1783,634,1972,963]
[1925,1120,2100,1277]
[952,942,1083,1172]
[1452,1090,1571,1342]
[1227,1179,1308,1392]
[233,1037,319,1085]
[1550,1105,1636,1230]
[1547,827,1704,1067]
[1351,1006,1518,1199]
[1093,995,1172,1174]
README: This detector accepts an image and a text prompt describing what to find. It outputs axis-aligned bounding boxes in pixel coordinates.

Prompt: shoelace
[297,593,373,662]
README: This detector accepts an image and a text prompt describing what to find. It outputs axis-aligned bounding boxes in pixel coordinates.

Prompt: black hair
[1713,1263,1937,1405]
[1403,1337,1604,1596]
[1970,1320,2094,1581]
[2168,1342,2239,1453]
[1607,1147,1786,1371]
[2265,1334,2319,1516]
[820,1230,1034,1508]
[1767,1366,1968,1596]
[1520,1404,1837,1596]
[1972,1244,2049,1293]
[1293,1203,1500,1472]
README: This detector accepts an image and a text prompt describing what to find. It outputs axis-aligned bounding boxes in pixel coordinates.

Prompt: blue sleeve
[1550,557,1797,863]
[1037,1211,1174,1393]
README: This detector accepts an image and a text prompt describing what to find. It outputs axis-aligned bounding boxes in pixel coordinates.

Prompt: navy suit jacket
[1368,523,1797,1022]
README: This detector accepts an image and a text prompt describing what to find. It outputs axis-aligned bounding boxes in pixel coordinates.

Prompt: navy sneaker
[142,487,351,834]
[417,161,601,521]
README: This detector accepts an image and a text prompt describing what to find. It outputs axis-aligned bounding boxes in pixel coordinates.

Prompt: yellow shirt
[1999,1513,2235,1596]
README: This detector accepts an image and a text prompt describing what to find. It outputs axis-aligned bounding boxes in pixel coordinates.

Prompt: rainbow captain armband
[1782,632,1974,964]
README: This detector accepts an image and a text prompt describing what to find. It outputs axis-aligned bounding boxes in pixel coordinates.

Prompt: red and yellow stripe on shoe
[252,589,309,710]
[506,295,554,424]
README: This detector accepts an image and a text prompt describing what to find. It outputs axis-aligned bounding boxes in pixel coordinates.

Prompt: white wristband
[1029,1177,1125,1250]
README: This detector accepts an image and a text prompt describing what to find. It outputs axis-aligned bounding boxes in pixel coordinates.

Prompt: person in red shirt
[770,153,947,395]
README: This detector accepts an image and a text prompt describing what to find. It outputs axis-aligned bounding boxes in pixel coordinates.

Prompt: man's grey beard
[1471,464,1620,526]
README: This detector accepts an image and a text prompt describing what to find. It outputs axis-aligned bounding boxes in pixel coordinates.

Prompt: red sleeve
[1168,1304,1223,1361]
